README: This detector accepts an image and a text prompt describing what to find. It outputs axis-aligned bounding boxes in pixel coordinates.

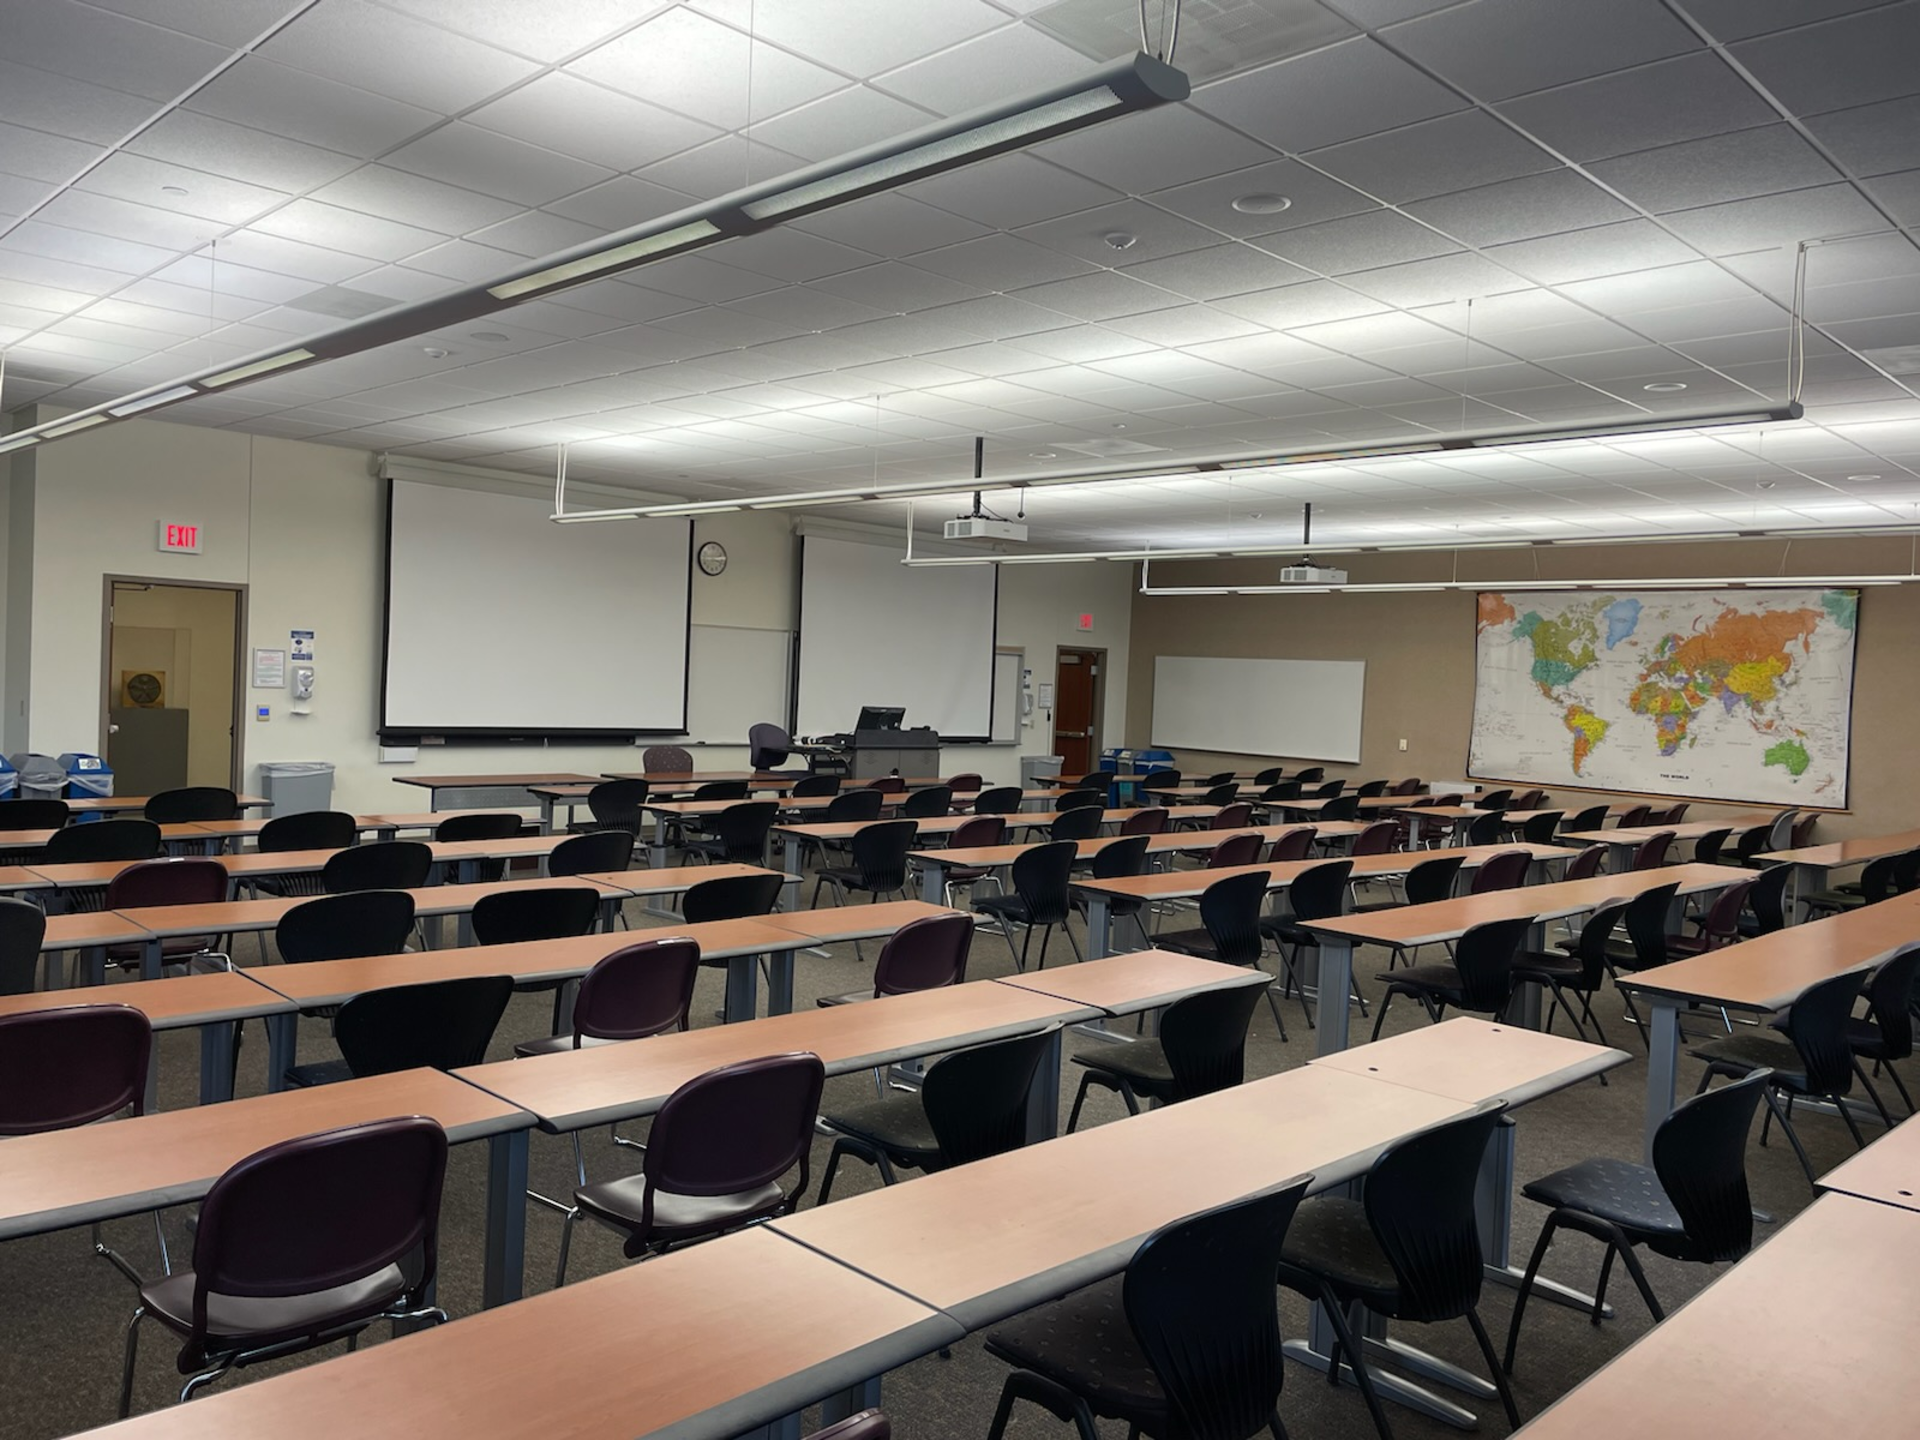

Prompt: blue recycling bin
[59,752,113,807]
[1104,747,1173,802]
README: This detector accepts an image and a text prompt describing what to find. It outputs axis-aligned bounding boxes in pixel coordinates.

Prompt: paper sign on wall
[252,648,287,689]
[290,629,315,661]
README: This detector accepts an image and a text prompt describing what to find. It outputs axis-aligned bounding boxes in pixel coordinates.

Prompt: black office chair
[1259,859,1355,1029]
[816,1025,1060,1201]
[1355,779,1389,799]
[683,871,784,923]
[1066,981,1269,1130]
[1512,900,1627,1049]
[548,829,635,878]
[790,775,842,798]
[470,886,601,945]
[1564,804,1610,833]
[975,841,1080,972]
[1054,788,1104,812]
[1319,795,1360,822]
[680,800,779,866]
[433,812,521,882]
[251,811,359,904]
[748,722,793,771]
[283,976,514,1088]
[1252,766,1285,786]
[1049,806,1104,842]
[692,780,750,802]
[1370,915,1533,1040]
[1561,880,1677,1040]
[277,891,417,964]
[1504,1070,1769,1371]
[811,818,915,910]
[804,789,886,869]
[42,819,163,913]
[567,779,648,836]
[899,785,954,819]
[1736,862,1792,938]
[0,897,45,995]
[1068,833,1152,951]
[1849,945,1920,1119]
[1520,811,1564,845]
[145,787,239,823]
[323,841,434,895]
[1154,871,1290,1041]
[974,786,1022,815]
[0,798,69,831]
[984,1181,1313,1440]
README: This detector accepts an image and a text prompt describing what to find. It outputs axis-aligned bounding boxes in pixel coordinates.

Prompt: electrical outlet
[1398,738,1408,751]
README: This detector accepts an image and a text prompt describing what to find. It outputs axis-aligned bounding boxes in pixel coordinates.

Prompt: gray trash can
[1020,754,1065,788]
[259,761,335,817]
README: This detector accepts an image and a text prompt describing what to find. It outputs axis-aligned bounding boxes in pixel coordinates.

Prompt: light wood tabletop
[1756,825,1920,869]
[997,950,1270,1014]
[1068,843,1575,905]
[79,1224,960,1440]
[773,814,971,841]
[1511,1193,1920,1440]
[1311,1016,1628,1106]
[25,837,569,888]
[394,773,602,789]
[457,977,1092,1132]
[1560,815,1776,848]
[183,815,450,840]
[40,910,157,949]
[0,865,51,892]
[771,1064,1468,1326]
[756,899,960,942]
[0,969,290,1030]
[1261,795,1413,814]
[648,796,838,819]
[65,794,270,813]
[1817,1111,1920,1213]
[923,824,1364,873]
[109,876,635,940]
[350,812,462,832]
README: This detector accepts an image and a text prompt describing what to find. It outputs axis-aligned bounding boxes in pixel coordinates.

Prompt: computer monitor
[855,706,906,732]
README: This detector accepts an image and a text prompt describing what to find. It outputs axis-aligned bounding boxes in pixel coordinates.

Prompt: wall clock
[697,541,728,576]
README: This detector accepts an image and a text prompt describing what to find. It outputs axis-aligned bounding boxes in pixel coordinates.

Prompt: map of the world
[1470,588,1860,807]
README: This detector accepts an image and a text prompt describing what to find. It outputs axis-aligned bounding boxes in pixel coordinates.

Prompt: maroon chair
[1391,778,1424,795]
[820,911,975,1007]
[1206,833,1263,869]
[518,938,701,1055]
[922,814,1007,906]
[1119,807,1170,836]
[1469,850,1532,895]
[1633,831,1677,871]
[1208,802,1254,831]
[1665,878,1756,958]
[865,776,907,795]
[0,1005,150,1134]
[1351,821,1398,857]
[555,1052,825,1284]
[118,1116,450,1415]
[104,859,232,975]
[1268,828,1316,862]
[1790,813,1818,847]
[947,773,983,796]
[1618,804,1653,828]
[1562,844,1608,882]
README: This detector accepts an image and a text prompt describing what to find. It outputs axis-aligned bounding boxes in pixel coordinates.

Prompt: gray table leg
[483,1129,529,1308]
[199,1023,237,1104]
[539,796,556,833]
[724,954,760,1022]
[1024,1027,1064,1143]
[765,951,795,1016]
[920,857,945,905]
[1313,938,1355,1056]
[649,813,670,870]
[1512,920,1546,1029]
[456,911,474,948]
[782,833,803,911]
[142,936,163,982]
[1087,894,1112,960]
[1790,862,1824,925]
[1481,1112,1613,1317]
[42,947,66,990]
[264,1012,297,1093]
[819,1381,883,1427]
[1643,997,1682,1163]
[597,894,618,932]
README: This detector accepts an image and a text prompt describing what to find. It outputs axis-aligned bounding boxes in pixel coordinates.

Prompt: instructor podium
[801,707,941,780]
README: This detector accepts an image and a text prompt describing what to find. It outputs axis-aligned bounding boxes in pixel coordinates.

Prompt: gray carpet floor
[0,886,1893,1440]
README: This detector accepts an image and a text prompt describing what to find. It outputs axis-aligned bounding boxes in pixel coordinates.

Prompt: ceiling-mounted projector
[945,517,1029,541]
[1281,563,1348,584]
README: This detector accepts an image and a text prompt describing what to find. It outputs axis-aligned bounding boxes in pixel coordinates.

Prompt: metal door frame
[100,574,249,792]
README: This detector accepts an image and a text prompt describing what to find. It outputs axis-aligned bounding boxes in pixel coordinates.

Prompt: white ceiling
[2,0,1919,551]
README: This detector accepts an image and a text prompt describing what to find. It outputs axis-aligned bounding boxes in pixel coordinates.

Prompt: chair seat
[1688,1032,1811,1091]
[820,1092,940,1165]
[818,865,881,891]
[1070,892,1143,918]
[1071,1042,1174,1093]
[513,1033,623,1057]
[1257,917,1318,946]
[1511,952,1583,984]
[141,1264,407,1345]
[975,894,1035,923]
[1379,963,1467,1003]
[1521,1158,1686,1241]
[573,1174,786,1255]
[1276,1196,1399,1308]
[1152,927,1219,959]
[282,1058,354,1088]
[982,1275,1168,1428]
[1803,890,1866,913]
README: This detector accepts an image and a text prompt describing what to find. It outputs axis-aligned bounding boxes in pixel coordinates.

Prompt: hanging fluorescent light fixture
[39,414,112,439]
[487,221,724,301]
[201,348,315,387]
[108,385,200,417]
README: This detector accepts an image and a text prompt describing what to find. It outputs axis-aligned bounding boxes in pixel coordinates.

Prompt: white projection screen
[796,535,998,741]
[382,480,691,736]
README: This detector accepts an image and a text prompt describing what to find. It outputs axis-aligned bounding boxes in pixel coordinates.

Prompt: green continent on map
[1514,599,1604,698]
[1628,604,1823,758]
[1764,739,1811,776]
[1562,704,1609,775]
[1821,590,1857,631]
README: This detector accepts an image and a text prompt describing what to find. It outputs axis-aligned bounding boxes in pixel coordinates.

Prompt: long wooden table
[392,772,603,812]
[1755,826,1920,923]
[63,794,271,814]
[1559,813,1777,871]
[1817,1103,1920,1213]
[1618,891,1920,1158]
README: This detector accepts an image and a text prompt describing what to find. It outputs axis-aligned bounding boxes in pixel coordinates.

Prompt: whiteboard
[687,625,791,744]
[1151,656,1365,762]
[992,650,1022,743]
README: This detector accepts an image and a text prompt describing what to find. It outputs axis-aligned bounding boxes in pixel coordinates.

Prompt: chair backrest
[1268,828,1316,863]
[864,776,907,795]
[974,786,1022,815]
[1049,806,1104,842]
[187,1116,446,1358]
[573,938,702,1042]
[710,800,780,861]
[1201,783,1241,806]
[1403,853,1465,906]
[900,785,954,818]
[1355,779,1389,799]
[1120,806,1170,836]
[948,814,1006,851]
[1476,789,1513,810]
[1124,1179,1313,1440]
[1252,767,1284,786]
[1089,833,1151,881]
[1054,788,1104,812]
[1789,813,1818,846]
[1862,944,1920,1063]
[1618,804,1652,828]
[1287,859,1353,923]
[1293,767,1325,783]
[872,911,976,996]
[849,819,916,891]
[433,812,522,843]
[1391,777,1424,795]
[1520,812,1564,845]
[1261,781,1303,801]
[1468,849,1530,895]
[1622,882,1682,966]
[1160,981,1269,1101]
[145,786,239,823]
[0,897,46,996]
[1010,841,1078,926]
[1733,825,1773,863]
[694,780,751,802]
[947,773,983,794]
[1697,878,1756,947]
[471,885,601,945]
[549,828,636,877]
[1632,831,1675,870]
[1141,768,1181,791]
[791,775,842,798]
[1321,795,1359,822]
[0,798,69,830]
[1196,871,1269,966]
[643,1053,825,1215]
[104,857,229,910]
[921,1026,1060,1169]
[1514,790,1549,811]
[1352,820,1397,856]
[259,810,357,854]
[682,871,784,922]
[1664,803,1692,823]
[1451,916,1530,1014]
[1744,862,1791,934]
[1652,1069,1768,1265]
[1894,848,1920,895]
[1194,830,1257,870]
[748,722,791,770]
[585,779,650,830]
[1311,780,1343,799]
[324,840,434,893]
[1463,811,1505,846]
[828,790,886,823]
[1569,900,1631,988]
[1566,805,1609,832]
[277,891,418,963]
[43,818,161,865]
[1077,771,1113,790]
[334,975,515,1076]
[1782,969,1869,1095]
[1858,854,1901,903]
[1766,809,1798,850]
[1690,827,1733,866]
[0,1005,151,1133]
[642,745,693,772]
[1363,1103,1507,1323]
[1563,844,1607,882]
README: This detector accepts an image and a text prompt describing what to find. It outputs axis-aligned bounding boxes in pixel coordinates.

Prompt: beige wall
[1125,538,1919,840]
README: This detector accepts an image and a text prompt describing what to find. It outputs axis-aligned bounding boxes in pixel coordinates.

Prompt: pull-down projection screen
[381,480,691,737]
[796,534,998,741]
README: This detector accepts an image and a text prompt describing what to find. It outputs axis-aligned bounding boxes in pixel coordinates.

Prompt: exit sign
[1076,612,1094,632]
[157,521,202,554]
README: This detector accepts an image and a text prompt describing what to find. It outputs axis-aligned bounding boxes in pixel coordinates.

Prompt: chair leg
[1035,923,1052,971]
[1264,986,1290,1043]
[1886,1063,1917,1116]
[554,1209,580,1289]
[1066,1073,1098,1133]
[1830,1088,1870,1150]
[1855,1061,1895,1129]
[1502,1213,1562,1373]
[180,1364,232,1404]
[117,1307,147,1418]
[1609,1238,1666,1323]
[1575,988,1611,1047]
[1315,1285,1393,1440]
[1062,921,1083,963]
[1464,1306,1522,1427]
[1018,923,1034,974]
[1763,1088,1819,1185]
[1370,990,1395,1042]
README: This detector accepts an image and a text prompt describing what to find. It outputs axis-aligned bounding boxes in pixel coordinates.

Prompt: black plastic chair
[553,1052,824,1284]
[118,1116,449,1415]
[1155,871,1289,1041]
[1803,853,1900,917]
[0,896,46,995]
[1355,779,1389,798]
[985,1180,1313,1440]
[323,840,433,894]
[1276,1104,1519,1437]
[812,820,917,945]
[899,785,954,819]
[1736,862,1792,938]
[1055,789,1104,812]
[683,871,784,922]
[819,910,976,1007]
[549,829,635,878]
[1690,827,1733,866]
[1513,900,1627,1049]
[1504,1070,1768,1371]
[975,841,1080,971]
[817,1025,1060,1200]
[567,779,648,836]
[975,786,1023,815]
[1049,806,1104,842]
[1848,944,1920,1118]
[1259,859,1355,1028]
[1460,810,1506,847]
[43,819,162,913]
[1068,834,1152,952]
[693,781,750,801]
[434,812,522,882]
[1310,780,1343,799]
[144,787,239,823]
[1618,804,1652,829]
[1578,881,1680,1040]
[1357,852,1463,927]
[1561,844,1607,882]
[471,886,601,945]
[0,798,69,830]
[1690,968,1871,1184]
[517,937,702,1055]
[1564,804,1609,832]
[748,722,792,771]
[1519,811,1563,845]
[1253,767,1285,786]
[252,811,358,902]
[1370,915,1532,1040]
[1294,767,1325,784]
[791,775,842,798]
[1261,781,1303,803]
[1630,830,1676,870]
[680,800,778,866]
[1475,789,1513,811]
[1066,981,1268,1130]
[284,975,514,1088]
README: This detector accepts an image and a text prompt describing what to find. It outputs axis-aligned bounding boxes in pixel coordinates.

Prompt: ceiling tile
[258,0,540,113]
[872,25,1093,114]
[1260,209,1461,274]
[1386,0,1701,100]
[188,59,439,158]
[747,86,937,164]
[546,175,700,230]
[1660,184,1888,255]
[1016,199,1223,266]
[907,152,1120,230]
[375,0,651,61]
[706,228,880,283]
[1591,125,1844,212]
[1483,219,1698,283]
[1013,270,1183,321]
[1194,37,1466,154]
[1682,0,1894,42]
[1340,252,1534,307]
[727,285,890,332]
[308,165,523,236]
[0,59,160,145]
[465,74,721,173]
[1119,243,1317,301]
[1405,168,1638,245]
[1732,4,1920,114]
[636,135,811,202]
[401,238,525,284]
[1035,105,1276,195]
[1864,168,1920,226]
[1497,52,1777,162]
[1,221,177,276]
[1212,278,1392,328]
[466,210,606,258]
[1099,305,1264,347]
[696,0,1007,75]
[909,233,1093,290]
[1308,110,1559,204]
[567,7,843,129]
[794,192,991,256]
[81,0,309,46]
[5,0,231,103]
[249,199,449,263]
[383,123,615,207]
[0,121,104,185]
[1148,157,1380,239]
[1804,94,1920,178]
[77,153,291,224]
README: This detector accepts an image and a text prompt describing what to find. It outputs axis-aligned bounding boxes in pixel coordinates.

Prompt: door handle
[1054,730,1087,739]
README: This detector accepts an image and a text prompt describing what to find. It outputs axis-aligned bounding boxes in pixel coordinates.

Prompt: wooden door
[1053,648,1101,776]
